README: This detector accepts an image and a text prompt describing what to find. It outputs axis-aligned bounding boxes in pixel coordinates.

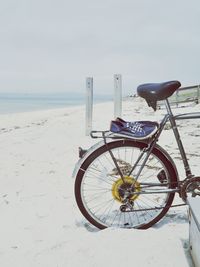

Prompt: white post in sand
[85,77,93,136]
[197,85,200,104]
[114,74,122,119]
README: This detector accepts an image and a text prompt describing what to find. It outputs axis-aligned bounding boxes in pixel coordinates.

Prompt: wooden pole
[114,74,122,118]
[85,77,93,136]
[197,85,200,104]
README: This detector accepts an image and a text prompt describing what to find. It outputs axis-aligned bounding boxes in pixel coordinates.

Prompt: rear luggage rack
[90,130,110,139]
[90,117,159,141]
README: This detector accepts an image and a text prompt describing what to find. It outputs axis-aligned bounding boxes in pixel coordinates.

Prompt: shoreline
[0,96,113,116]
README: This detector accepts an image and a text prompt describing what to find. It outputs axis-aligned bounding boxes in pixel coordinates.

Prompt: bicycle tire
[75,140,178,229]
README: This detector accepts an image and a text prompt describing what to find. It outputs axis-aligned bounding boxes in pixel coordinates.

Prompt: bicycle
[73,80,200,229]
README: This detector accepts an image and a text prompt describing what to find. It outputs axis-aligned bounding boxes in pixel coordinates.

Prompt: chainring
[181,176,200,201]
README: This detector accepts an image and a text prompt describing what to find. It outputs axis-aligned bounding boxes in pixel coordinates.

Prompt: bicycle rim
[75,140,177,229]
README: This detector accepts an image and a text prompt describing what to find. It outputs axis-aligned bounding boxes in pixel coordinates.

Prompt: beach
[0,98,199,267]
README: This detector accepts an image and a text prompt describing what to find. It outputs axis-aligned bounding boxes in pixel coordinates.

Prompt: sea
[0,93,112,114]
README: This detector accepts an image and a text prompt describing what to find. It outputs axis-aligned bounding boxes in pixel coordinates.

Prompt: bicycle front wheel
[75,140,178,229]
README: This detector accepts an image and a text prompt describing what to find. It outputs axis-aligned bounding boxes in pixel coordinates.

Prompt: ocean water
[0,93,112,114]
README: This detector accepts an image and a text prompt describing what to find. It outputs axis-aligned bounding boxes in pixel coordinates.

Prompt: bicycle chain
[121,203,186,213]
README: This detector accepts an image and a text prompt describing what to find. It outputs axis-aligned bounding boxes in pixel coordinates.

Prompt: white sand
[0,98,199,267]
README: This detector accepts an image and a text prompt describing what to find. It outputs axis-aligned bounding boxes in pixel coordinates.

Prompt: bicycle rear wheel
[75,140,178,229]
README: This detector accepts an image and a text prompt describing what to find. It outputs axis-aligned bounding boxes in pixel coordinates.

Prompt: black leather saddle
[137,80,181,110]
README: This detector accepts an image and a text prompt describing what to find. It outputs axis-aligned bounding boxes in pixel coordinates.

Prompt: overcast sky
[0,0,200,95]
